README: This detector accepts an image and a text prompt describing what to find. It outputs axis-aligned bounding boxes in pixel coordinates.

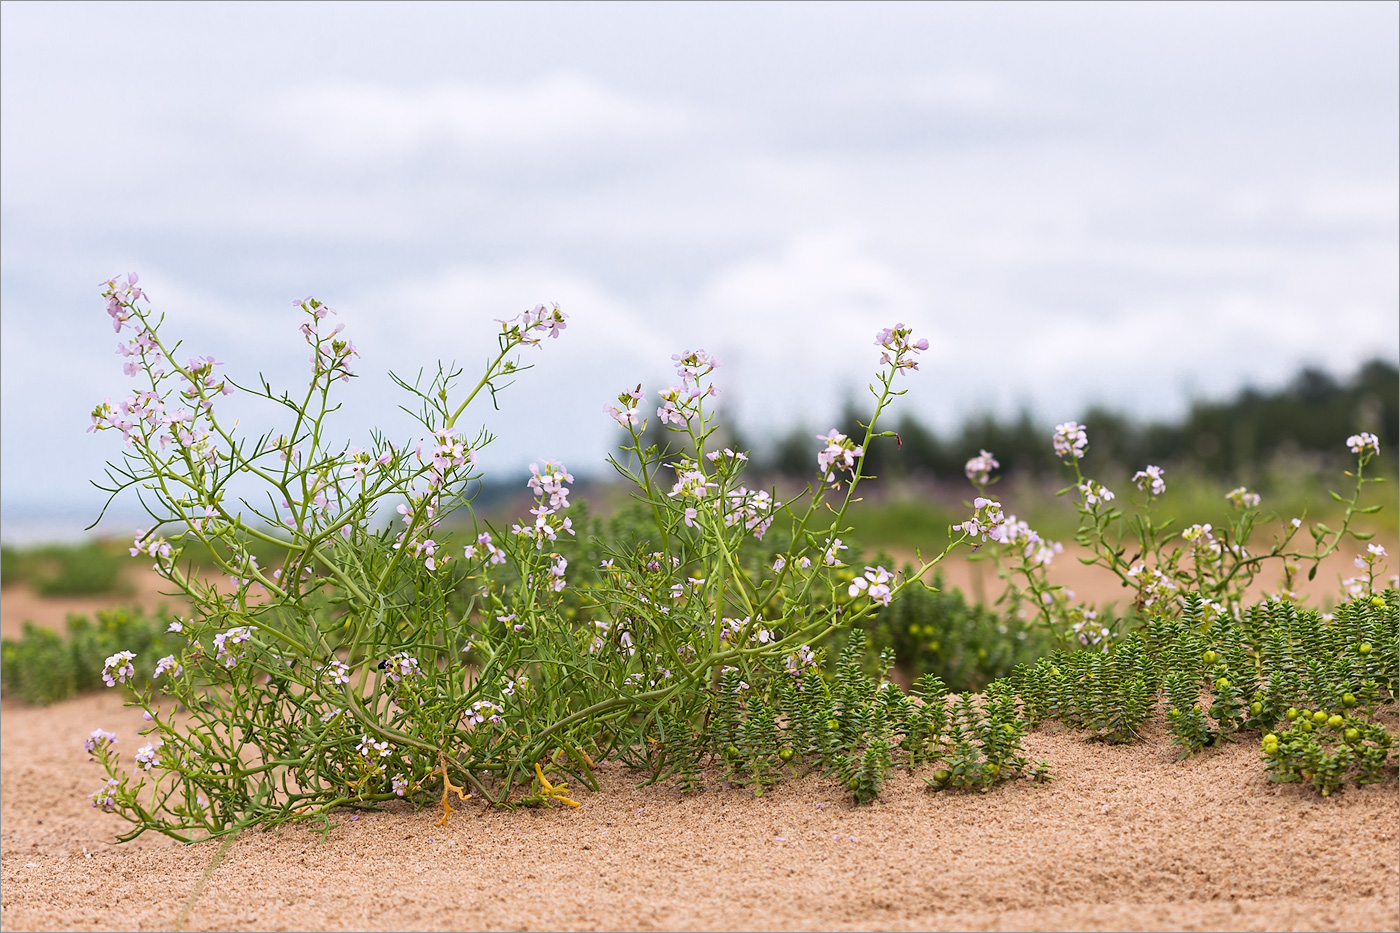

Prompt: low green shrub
[868,568,1050,691]
[1,607,183,705]
[0,542,127,595]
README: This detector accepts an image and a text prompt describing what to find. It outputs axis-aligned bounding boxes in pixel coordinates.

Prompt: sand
[1,689,1396,932]
[3,540,1398,931]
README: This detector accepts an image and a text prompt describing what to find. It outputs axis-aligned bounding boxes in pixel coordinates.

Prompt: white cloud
[688,234,936,430]
[273,74,691,164]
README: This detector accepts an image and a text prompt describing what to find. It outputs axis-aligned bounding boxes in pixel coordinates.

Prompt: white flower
[153,655,182,679]
[212,627,252,669]
[322,660,350,686]
[848,566,894,606]
[1132,465,1166,496]
[1226,486,1260,509]
[816,430,864,486]
[1052,422,1088,459]
[90,778,120,812]
[84,729,118,754]
[964,449,999,487]
[1347,432,1380,456]
[1078,481,1115,507]
[102,651,136,687]
[134,742,160,771]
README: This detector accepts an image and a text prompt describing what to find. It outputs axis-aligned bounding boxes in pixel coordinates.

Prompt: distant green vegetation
[0,607,182,705]
[863,568,1050,691]
[770,358,1397,487]
[0,541,129,596]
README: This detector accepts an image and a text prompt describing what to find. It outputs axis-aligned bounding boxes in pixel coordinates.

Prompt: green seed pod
[1342,693,1357,708]
[1344,728,1361,743]
[1300,721,1314,733]
[724,745,741,761]
[826,719,841,731]
[1250,702,1263,716]
[1312,711,1328,724]
[1002,723,1016,736]
[1359,643,1372,656]
[1327,714,1344,729]
[1202,650,1218,665]
[778,748,795,763]
[1285,707,1299,721]
[1216,677,1230,690]
[848,776,860,791]
[1263,733,1279,745]
[932,769,951,785]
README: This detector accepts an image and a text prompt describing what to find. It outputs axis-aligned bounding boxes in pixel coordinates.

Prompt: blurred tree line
[765,358,1397,482]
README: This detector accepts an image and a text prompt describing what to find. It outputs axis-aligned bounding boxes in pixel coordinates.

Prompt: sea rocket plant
[84,276,974,840]
[970,417,1388,647]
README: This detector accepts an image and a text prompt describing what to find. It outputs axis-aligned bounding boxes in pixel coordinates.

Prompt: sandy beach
[1,686,1395,932]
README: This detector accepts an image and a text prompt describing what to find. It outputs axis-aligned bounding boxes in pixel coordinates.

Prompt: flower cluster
[406,537,446,572]
[1226,486,1261,509]
[1078,480,1115,508]
[212,627,252,669]
[497,303,568,346]
[848,566,894,606]
[357,735,391,759]
[179,355,232,405]
[784,645,818,675]
[102,651,136,687]
[423,429,476,483]
[874,323,929,374]
[1347,432,1380,457]
[90,778,120,812]
[130,529,173,561]
[722,486,776,539]
[384,652,421,683]
[656,350,720,426]
[717,616,775,646]
[547,555,568,592]
[85,729,118,755]
[321,660,350,686]
[296,298,359,383]
[604,384,645,428]
[958,497,1008,544]
[153,655,182,679]
[102,272,146,333]
[668,461,717,500]
[1001,517,1062,567]
[466,700,504,726]
[1053,421,1088,460]
[964,449,998,488]
[1132,465,1166,497]
[512,461,576,548]
[823,538,848,566]
[463,532,507,565]
[134,742,160,772]
[1070,608,1111,650]
[816,430,864,487]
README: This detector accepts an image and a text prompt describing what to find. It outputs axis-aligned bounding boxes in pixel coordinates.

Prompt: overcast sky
[2,1,1397,538]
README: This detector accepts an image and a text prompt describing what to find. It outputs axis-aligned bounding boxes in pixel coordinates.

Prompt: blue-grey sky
[2,1,1397,539]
